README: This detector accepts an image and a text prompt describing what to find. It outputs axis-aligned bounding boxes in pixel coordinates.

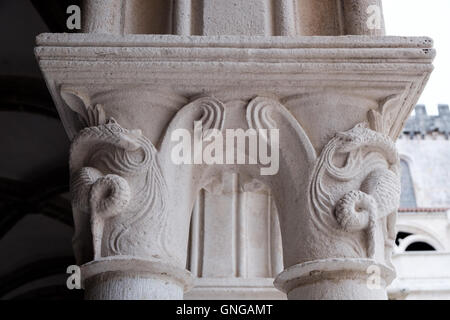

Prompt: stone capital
[36,33,434,299]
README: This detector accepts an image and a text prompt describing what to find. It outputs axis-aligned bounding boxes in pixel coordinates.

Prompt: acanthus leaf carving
[61,86,106,128]
[368,94,401,137]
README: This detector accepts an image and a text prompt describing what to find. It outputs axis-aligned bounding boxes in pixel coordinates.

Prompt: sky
[383,0,450,115]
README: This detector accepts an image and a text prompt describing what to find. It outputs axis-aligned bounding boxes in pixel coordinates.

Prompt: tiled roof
[398,207,449,213]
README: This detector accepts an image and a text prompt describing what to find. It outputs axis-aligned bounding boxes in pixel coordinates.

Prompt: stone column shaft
[82,0,123,34]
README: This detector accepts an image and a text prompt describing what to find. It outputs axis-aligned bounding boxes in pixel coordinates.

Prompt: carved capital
[309,123,400,265]
[64,89,233,297]
[271,122,401,299]
[69,117,168,263]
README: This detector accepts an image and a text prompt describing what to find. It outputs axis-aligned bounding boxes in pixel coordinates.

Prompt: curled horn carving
[72,167,131,219]
[70,118,167,261]
[310,122,400,260]
[89,174,131,219]
[334,190,378,257]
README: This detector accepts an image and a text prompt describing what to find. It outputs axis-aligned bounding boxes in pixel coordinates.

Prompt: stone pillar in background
[185,174,284,300]
[82,0,123,34]
[340,0,385,35]
[36,0,434,299]
[296,0,385,35]
[82,0,385,37]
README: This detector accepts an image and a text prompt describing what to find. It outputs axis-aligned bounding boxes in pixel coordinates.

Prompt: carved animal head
[69,118,150,176]
[69,118,166,261]
[335,122,399,167]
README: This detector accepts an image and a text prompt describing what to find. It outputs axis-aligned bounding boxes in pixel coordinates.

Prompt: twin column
[35,0,434,300]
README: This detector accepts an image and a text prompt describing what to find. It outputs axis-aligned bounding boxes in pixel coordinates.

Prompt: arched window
[400,159,417,208]
[395,231,412,246]
[395,231,438,253]
[405,242,435,251]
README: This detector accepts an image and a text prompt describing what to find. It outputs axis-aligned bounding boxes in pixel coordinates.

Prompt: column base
[185,278,286,300]
[274,258,395,300]
[81,257,193,300]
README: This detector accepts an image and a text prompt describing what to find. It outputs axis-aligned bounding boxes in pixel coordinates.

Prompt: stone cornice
[35,34,434,141]
[36,34,434,71]
[36,33,434,49]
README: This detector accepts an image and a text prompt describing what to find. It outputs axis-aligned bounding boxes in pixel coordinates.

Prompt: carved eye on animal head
[130,129,142,137]
[101,119,141,151]
[127,148,146,164]
[118,133,141,151]
[336,131,353,142]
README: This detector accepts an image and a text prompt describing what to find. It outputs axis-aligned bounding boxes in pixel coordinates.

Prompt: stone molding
[274,258,395,296]
[81,256,193,291]
[36,34,434,141]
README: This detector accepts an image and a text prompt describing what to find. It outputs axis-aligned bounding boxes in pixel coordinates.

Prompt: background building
[389,105,450,300]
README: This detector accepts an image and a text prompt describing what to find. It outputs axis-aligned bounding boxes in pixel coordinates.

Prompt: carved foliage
[368,95,401,137]
[61,87,106,127]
